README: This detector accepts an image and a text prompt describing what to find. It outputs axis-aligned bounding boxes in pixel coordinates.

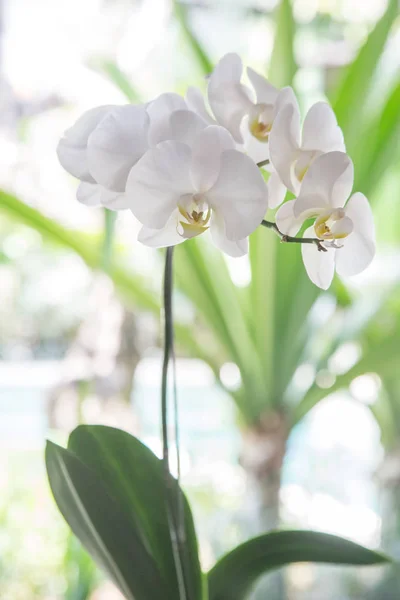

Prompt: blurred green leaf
[332,0,398,143]
[174,1,213,76]
[101,209,117,271]
[68,425,204,600]
[208,530,389,600]
[0,190,223,366]
[269,0,297,87]
[175,239,267,419]
[353,79,400,197]
[95,60,141,103]
[293,323,400,425]
[46,441,166,600]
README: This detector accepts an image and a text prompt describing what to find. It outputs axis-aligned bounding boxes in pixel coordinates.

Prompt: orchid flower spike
[125,113,268,257]
[269,97,345,198]
[275,152,375,289]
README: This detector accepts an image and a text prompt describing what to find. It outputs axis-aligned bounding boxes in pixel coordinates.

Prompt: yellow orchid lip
[314,209,350,241]
[249,118,272,142]
[177,204,211,239]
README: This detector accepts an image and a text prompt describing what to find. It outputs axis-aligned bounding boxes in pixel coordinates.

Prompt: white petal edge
[87,104,149,192]
[185,86,215,124]
[207,149,268,241]
[210,213,248,257]
[57,105,113,182]
[168,109,207,146]
[208,54,252,143]
[191,125,235,192]
[301,226,336,290]
[125,141,194,229]
[302,102,345,153]
[147,93,187,146]
[246,67,278,105]
[269,102,301,193]
[267,172,287,209]
[335,193,376,277]
[77,182,128,209]
[275,200,304,236]
[138,210,186,248]
[294,151,354,217]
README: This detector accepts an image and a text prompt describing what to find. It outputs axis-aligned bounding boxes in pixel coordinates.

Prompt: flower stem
[261,219,328,252]
[257,159,270,168]
[162,247,189,600]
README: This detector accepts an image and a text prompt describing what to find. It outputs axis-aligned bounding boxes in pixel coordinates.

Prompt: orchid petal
[208,54,253,143]
[302,102,345,153]
[275,200,304,236]
[191,126,235,192]
[273,86,298,119]
[294,151,354,217]
[77,182,128,209]
[185,86,215,124]
[138,210,185,248]
[246,67,278,105]
[267,172,287,209]
[207,149,268,240]
[57,105,113,182]
[126,141,194,229]
[147,93,187,146]
[335,193,376,276]
[168,109,207,146]
[269,101,301,193]
[87,105,149,192]
[301,226,335,290]
[210,213,248,257]
[330,216,353,238]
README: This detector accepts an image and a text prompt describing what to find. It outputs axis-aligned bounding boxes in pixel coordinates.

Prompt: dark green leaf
[208,530,389,600]
[68,425,203,600]
[46,441,166,600]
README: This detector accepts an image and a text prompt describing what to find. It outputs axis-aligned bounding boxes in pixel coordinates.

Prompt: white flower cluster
[57,53,375,289]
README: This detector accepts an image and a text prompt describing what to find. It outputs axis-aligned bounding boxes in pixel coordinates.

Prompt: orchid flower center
[314,209,351,241]
[293,150,319,183]
[248,103,273,142]
[177,193,211,239]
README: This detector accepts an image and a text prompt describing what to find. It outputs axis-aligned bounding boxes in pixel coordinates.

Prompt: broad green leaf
[293,324,400,425]
[68,425,203,600]
[208,530,389,600]
[174,1,213,76]
[269,0,297,87]
[46,441,166,600]
[332,0,397,142]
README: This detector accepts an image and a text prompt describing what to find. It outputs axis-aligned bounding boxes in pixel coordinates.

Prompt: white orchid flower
[275,152,375,290]
[57,93,195,209]
[125,114,268,257]
[207,53,295,150]
[269,98,345,200]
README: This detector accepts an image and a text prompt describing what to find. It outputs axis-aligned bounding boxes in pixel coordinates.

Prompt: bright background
[1,0,400,598]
